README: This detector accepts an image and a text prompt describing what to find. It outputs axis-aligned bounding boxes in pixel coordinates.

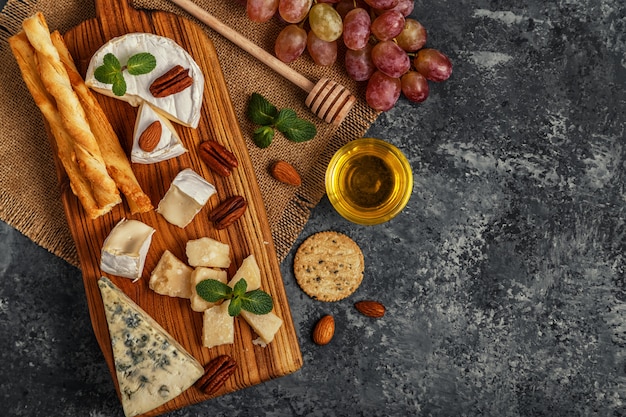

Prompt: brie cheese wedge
[131,102,187,164]
[85,32,204,128]
[98,277,204,417]
[100,218,155,281]
[157,168,216,228]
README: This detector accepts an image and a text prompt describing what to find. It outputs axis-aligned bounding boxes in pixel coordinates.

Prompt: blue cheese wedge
[98,277,204,417]
[85,33,204,128]
[157,168,216,228]
[131,102,187,164]
[100,219,155,281]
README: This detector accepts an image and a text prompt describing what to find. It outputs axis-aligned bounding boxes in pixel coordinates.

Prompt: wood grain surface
[59,0,303,415]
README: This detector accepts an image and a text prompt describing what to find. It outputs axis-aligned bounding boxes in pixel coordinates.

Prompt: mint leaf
[232,278,247,298]
[126,52,157,75]
[196,279,232,303]
[111,73,127,97]
[248,93,278,126]
[228,297,242,317]
[274,108,298,133]
[253,126,274,148]
[240,289,273,315]
[281,118,317,142]
[94,53,121,84]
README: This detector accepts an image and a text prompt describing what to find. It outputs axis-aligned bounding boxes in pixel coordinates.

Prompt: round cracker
[294,231,364,302]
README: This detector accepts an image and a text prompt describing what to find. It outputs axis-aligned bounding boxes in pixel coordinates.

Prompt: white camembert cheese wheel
[131,102,187,163]
[98,277,204,417]
[85,33,204,128]
[157,168,216,228]
[100,218,155,281]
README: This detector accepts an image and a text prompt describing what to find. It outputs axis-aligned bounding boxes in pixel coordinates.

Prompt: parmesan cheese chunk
[149,250,193,298]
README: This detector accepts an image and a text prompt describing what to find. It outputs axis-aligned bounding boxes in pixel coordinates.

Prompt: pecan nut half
[149,65,193,98]
[209,196,247,229]
[195,355,237,395]
[198,141,239,177]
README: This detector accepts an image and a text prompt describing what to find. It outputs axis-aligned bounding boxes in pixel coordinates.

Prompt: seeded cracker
[294,231,364,302]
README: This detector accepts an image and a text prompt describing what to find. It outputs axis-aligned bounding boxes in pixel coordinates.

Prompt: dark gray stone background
[1,0,624,416]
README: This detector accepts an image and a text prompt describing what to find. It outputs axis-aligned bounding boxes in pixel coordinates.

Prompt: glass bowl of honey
[325,138,413,225]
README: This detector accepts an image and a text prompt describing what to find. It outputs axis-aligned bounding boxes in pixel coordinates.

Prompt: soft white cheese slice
[98,277,204,417]
[131,102,187,164]
[100,218,155,281]
[157,168,216,228]
[85,32,204,128]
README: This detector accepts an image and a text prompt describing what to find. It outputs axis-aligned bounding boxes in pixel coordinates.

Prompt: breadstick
[50,31,154,214]
[9,32,110,219]
[22,12,121,211]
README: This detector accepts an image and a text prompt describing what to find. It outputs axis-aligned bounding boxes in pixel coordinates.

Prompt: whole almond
[354,300,386,318]
[312,315,335,345]
[138,120,161,152]
[270,160,301,186]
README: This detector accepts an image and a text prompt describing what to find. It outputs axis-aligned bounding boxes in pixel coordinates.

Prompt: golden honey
[326,138,413,225]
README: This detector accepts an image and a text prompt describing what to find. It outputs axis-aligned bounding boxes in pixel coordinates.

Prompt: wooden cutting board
[59,0,303,415]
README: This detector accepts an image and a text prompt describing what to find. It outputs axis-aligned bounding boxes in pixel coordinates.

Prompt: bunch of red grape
[245,0,453,111]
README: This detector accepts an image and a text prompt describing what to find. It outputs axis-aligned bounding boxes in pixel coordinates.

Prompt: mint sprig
[94,52,157,96]
[247,93,317,148]
[196,278,273,317]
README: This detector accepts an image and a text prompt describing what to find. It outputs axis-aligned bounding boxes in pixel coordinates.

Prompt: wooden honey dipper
[169,0,356,125]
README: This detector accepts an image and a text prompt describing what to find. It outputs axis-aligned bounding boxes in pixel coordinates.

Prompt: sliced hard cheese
[240,310,283,346]
[228,254,261,291]
[157,168,216,228]
[202,300,234,348]
[97,277,203,417]
[131,102,187,164]
[149,250,193,298]
[85,33,204,128]
[186,237,231,269]
[190,267,227,312]
[100,218,155,281]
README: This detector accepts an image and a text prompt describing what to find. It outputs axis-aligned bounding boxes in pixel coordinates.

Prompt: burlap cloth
[0,0,378,267]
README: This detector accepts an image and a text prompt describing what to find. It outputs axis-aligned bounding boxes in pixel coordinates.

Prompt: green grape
[309,3,343,42]
[395,18,427,52]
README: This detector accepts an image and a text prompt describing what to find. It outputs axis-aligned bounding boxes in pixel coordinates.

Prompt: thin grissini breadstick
[22,12,121,211]
[9,32,109,219]
[50,31,154,214]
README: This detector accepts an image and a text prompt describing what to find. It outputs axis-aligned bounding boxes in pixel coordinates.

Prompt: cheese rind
[85,33,204,128]
[190,267,227,312]
[157,168,216,228]
[149,250,193,298]
[131,102,187,164]
[97,277,204,417]
[100,218,155,281]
